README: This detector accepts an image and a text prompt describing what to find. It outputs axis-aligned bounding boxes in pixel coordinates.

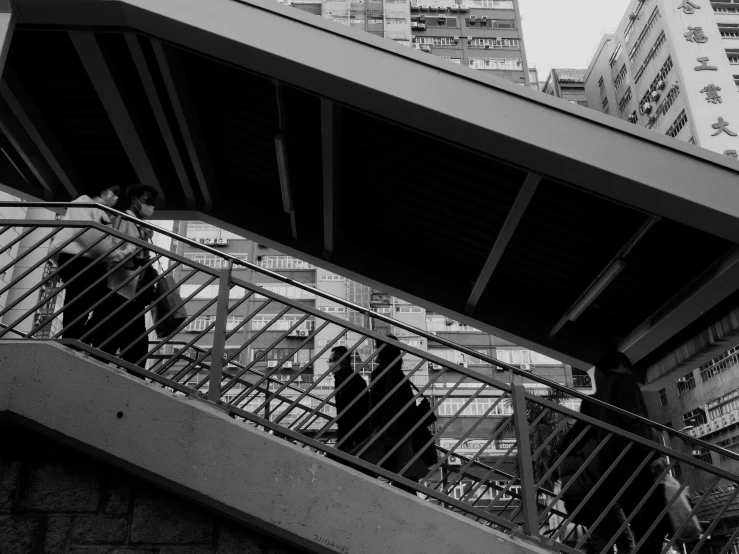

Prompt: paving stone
[0,514,41,554]
[71,515,128,544]
[17,462,99,513]
[43,516,72,554]
[216,524,263,554]
[130,492,213,544]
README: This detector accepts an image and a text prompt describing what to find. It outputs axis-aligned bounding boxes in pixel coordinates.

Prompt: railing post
[208,261,233,403]
[510,374,539,538]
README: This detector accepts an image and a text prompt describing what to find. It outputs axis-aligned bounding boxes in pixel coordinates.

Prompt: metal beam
[151,39,214,211]
[125,34,196,208]
[0,0,14,80]
[273,81,296,240]
[0,68,80,198]
[549,215,660,338]
[465,172,540,315]
[621,245,739,365]
[69,31,164,200]
[321,98,340,259]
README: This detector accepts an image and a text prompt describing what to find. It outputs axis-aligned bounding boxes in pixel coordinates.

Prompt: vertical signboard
[661,0,739,154]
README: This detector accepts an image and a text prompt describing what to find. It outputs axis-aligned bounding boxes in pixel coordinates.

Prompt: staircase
[0,203,737,554]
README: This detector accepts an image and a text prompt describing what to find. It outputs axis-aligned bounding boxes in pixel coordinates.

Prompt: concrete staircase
[0,341,553,554]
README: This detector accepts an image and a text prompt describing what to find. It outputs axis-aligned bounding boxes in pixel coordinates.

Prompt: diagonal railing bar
[218,306,307,399]
[57,253,164,342]
[0,226,61,278]
[581,457,675,554]
[4,206,739,554]
[659,473,720,554]
[433,411,514,494]
[270,328,353,425]
[292,339,379,435]
[688,487,739,554]
[717,525,739,554]
[0,234,130,337]
[219,312,312,396]
[0,227,90,301]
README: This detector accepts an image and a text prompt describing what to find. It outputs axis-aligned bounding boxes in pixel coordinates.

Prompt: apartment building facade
[542,68,589,107]
[584,0,739,155]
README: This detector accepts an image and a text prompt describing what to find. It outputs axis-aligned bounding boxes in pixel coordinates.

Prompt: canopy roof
[3,0,739,377]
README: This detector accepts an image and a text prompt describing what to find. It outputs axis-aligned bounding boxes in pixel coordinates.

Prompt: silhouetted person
[329,346,371,452]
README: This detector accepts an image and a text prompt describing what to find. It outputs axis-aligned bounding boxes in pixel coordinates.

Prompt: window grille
[665,110,687,138]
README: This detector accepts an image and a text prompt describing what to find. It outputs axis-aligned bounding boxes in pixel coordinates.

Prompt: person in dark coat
[329,346,371,452]
[367,335,426,492]
[568,352,669,554]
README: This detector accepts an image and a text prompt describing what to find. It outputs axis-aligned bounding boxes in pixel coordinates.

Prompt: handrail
[1,206,738,554]
[2,203,737,462]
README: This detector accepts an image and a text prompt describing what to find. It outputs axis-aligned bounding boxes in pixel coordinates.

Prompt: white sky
[518,0,631,82]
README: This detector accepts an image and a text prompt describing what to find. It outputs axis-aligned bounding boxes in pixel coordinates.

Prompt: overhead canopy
[3,0,739,378]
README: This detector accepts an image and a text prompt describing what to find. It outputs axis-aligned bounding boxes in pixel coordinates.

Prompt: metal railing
[1,201,738,554]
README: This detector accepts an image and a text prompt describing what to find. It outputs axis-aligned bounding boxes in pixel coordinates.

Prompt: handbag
[662,474,702,543]
[150,270,187,339]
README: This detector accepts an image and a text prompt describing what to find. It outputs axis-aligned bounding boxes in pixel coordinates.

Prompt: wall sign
[711,117,737,136]
[684,26,708,42]
[723,150,738,158]
[695,57,718,71]
[700,84,722,104]
[678,0,701,14]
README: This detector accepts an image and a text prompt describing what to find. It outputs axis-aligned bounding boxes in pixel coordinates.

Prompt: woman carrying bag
[86,185,158,367]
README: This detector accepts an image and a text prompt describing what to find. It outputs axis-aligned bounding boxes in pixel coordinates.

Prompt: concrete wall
[0,422,301,554]
[0,341,551,554]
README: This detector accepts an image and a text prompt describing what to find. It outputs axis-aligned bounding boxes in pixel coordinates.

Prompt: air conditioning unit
[418,23,426,29]
[657,80,666,90]
[485,44,490,49]
[420,3,429,9]
[628,11,637,20]
[481,15,487,22]
[449,3,459,10]
[429,4,439,10]
[203,238,215,245]
[421,45,431,51]
[283,361,293,369]
[411,21,418,27]
[453,36,460,42]
[429,362,442,371]
[267,360,278,368]
[467,36,472,41]
[642,102,652,113]
[459,3,469,10]
[215,238,228,246]
[627,114,637,123]
[470,14,476,21]
[648,114,657,124]
[650,90,660,101]
[520,363,531,371]
[410,0,418,7]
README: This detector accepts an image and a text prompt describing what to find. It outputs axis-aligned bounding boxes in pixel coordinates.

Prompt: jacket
[334,366,372,452]
[106,212,154,300]
[368,358,417,446]
[49,196,122,262]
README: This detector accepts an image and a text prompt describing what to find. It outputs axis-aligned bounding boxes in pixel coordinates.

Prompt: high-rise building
[286,0,536,88]
[409,0,533,87]
[584,0,739,156]
[542,69,588,107]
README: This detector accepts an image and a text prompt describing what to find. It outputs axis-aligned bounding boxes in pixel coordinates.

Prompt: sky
[518,0,631,81]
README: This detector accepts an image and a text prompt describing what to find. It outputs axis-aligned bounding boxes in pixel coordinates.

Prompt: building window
[317,305,347,314]
[700,346,739,382]
[719,24,739,39]
[464,18,516,29]
[638,57,673,110]
[609,43,623,68]
[598,76,605,91]
[317,339,348,347]
[676,373,696,396]
[185,316,244,332]
[253,284,316,300]
[633,31,666,84]
[466,0,514,7]
[734,76,739,92]
[717,435,739,460]
[601,97,610,112]
[251,315,315,331]
[440,56,462,64]
[184,253,247,269]
[729,53,739,65]
[468,58,521,70]
[468,37,520,49]
[692,446,713,465]
[438,397,512,417]
[665,110,688,138]
[319,274,346,281]
[658,389,668,406]
[396,306,423,313]
[683,408,707,427]
[649,85,680,128]
[707,389,739,420]
[258,256,315,270]
[618,88,632,113]
[628,7,661,61]
[185,223,241,240]
[180,284,246,300]
[614,65,628,91]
